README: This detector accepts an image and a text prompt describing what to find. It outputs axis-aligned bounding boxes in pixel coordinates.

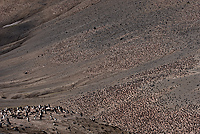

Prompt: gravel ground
[0,0,200,133]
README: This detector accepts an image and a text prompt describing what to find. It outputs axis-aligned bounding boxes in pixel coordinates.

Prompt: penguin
[27,117,30,122]
[44,109,47,114]
[2,115,5,119]
[39,114,42,120]
[34,115,37,120]
[38,105,41,109]
[47,104,50,108]
[25,110,28,117]
[6,118,11,125]
[50,115,53,120]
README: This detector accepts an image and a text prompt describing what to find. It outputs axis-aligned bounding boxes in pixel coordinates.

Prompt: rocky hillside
[0,0,199,133]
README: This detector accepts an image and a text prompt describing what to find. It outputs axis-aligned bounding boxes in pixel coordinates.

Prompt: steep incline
[0,0,199,108]
[0,0,200,133]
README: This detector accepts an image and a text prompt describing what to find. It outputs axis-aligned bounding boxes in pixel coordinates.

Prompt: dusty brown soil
[0,0,200,133]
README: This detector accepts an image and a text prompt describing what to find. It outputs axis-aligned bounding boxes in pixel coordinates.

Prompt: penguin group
[0,104,78,130]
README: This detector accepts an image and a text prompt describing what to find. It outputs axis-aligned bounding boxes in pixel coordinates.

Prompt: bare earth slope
[0,0,200,133]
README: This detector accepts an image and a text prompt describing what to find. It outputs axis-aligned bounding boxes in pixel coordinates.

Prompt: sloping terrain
[0,0,199,133]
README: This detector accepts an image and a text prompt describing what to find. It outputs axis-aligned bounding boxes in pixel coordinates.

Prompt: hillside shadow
[0,21,35,54]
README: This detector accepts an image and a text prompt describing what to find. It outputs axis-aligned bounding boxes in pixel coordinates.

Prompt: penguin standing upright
[6,118,11,125]
[27,117,30,122]
[0,122,2,127]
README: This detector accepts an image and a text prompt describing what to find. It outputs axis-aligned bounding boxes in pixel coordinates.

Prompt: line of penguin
[0,104,84,130]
